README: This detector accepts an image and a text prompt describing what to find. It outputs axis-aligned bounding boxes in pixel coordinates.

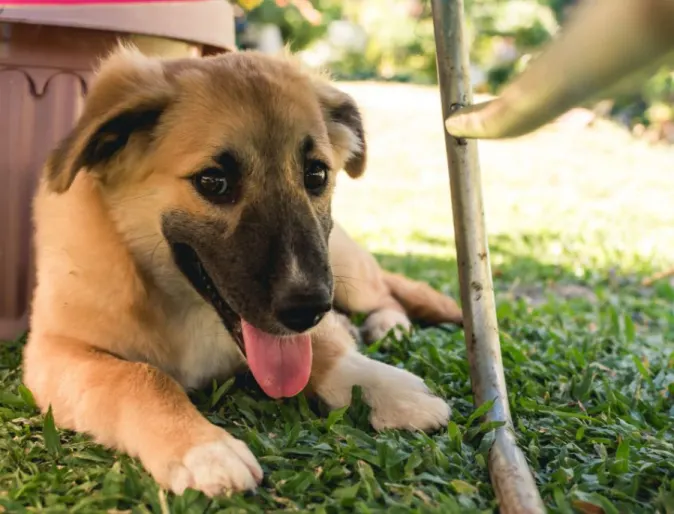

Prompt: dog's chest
[167,304,245,391]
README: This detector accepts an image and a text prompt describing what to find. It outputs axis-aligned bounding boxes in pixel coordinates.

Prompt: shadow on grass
[373,231,609,297]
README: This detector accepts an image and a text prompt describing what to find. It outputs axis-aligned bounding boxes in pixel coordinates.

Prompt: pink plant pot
[0,1,235,340]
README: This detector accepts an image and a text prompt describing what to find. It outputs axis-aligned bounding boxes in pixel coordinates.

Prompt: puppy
[23,46,462,497]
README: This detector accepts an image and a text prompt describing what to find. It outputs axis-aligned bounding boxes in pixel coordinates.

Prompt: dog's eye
[304,160,328,194]
[192,168,235,204]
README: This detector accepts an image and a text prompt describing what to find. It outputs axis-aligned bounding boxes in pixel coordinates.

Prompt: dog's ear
[314,82,367,178]
[46,45,176,193]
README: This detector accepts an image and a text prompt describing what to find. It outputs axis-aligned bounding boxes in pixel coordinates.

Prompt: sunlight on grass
[333,82,674,273]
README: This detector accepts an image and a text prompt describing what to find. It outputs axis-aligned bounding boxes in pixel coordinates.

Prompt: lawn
[1,81,674,513]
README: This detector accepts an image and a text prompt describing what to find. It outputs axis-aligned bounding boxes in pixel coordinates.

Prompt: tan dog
[23,45,462,497]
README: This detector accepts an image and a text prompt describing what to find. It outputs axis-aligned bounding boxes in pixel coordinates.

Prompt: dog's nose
[275,291,332,333]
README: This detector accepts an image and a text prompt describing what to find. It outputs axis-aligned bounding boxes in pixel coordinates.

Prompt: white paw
[315,350,450,433]
[361,308,412,343]
[367,366,450,432]
[169,437,263,497]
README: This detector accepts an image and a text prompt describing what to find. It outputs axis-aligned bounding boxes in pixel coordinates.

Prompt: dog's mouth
[170,242,313,400]
[171,243,244,350]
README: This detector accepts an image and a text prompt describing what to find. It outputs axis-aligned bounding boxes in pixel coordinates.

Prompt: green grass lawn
[2,82,674,513]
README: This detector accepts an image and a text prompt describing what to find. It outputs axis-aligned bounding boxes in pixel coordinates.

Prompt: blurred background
[233,0,674,144]
[229,0,674,288]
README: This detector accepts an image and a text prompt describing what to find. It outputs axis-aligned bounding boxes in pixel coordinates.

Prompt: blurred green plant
[326,0,440,83]
[617,66,674,142]
[238,0,560,84]
[237,0,343,52]
[234,0,674,142]
[467,0,559,91]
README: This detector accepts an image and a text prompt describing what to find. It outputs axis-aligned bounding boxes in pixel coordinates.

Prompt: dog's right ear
[310,78,367,179]
[46,45,176,194]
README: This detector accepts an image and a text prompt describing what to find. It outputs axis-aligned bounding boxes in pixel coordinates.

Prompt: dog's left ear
[314,82,367,178]
[45,44,175,193]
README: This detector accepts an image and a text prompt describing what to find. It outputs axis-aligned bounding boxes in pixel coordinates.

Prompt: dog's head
[45,46,366,394]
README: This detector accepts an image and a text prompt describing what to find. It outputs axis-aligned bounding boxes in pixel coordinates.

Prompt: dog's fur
[23,46,462,496]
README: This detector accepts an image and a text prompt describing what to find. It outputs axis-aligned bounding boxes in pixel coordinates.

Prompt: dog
[23,45,463,497]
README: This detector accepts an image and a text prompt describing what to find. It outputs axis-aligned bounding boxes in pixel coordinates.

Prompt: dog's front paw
[370,387,450,432]
[169,435,263,497]
[361,308,412,343]
[313,347,450,434]
[367,367,450,432]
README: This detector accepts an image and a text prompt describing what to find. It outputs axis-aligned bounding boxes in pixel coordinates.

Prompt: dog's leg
[329,223,462,343]
[309,313,450,431]
[23,335,262,496]
[329,223,412,342]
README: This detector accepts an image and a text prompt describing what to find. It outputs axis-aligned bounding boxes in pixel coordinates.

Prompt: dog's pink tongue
[242,320,312,399]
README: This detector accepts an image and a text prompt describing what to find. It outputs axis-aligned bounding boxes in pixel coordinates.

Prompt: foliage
[618,67,674,139]
[235,0,674,141]
[240,0,561,85]
[241,0,343,52]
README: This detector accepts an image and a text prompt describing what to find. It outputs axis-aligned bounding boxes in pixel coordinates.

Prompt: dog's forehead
[185,55,321,121]
[163,54,331,161]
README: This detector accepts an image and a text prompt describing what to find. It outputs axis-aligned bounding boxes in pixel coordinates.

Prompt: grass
[2,81,674,513]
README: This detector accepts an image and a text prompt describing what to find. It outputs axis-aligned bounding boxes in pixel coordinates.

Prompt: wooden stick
[429,1,546,512]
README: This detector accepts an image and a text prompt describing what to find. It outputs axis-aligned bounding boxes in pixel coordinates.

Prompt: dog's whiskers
[333,274,363,285]
[111,192,158,204]
[149,238,167,269]
[333,276,363,310]
[125,233,163,246]
[334,279,352,308]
